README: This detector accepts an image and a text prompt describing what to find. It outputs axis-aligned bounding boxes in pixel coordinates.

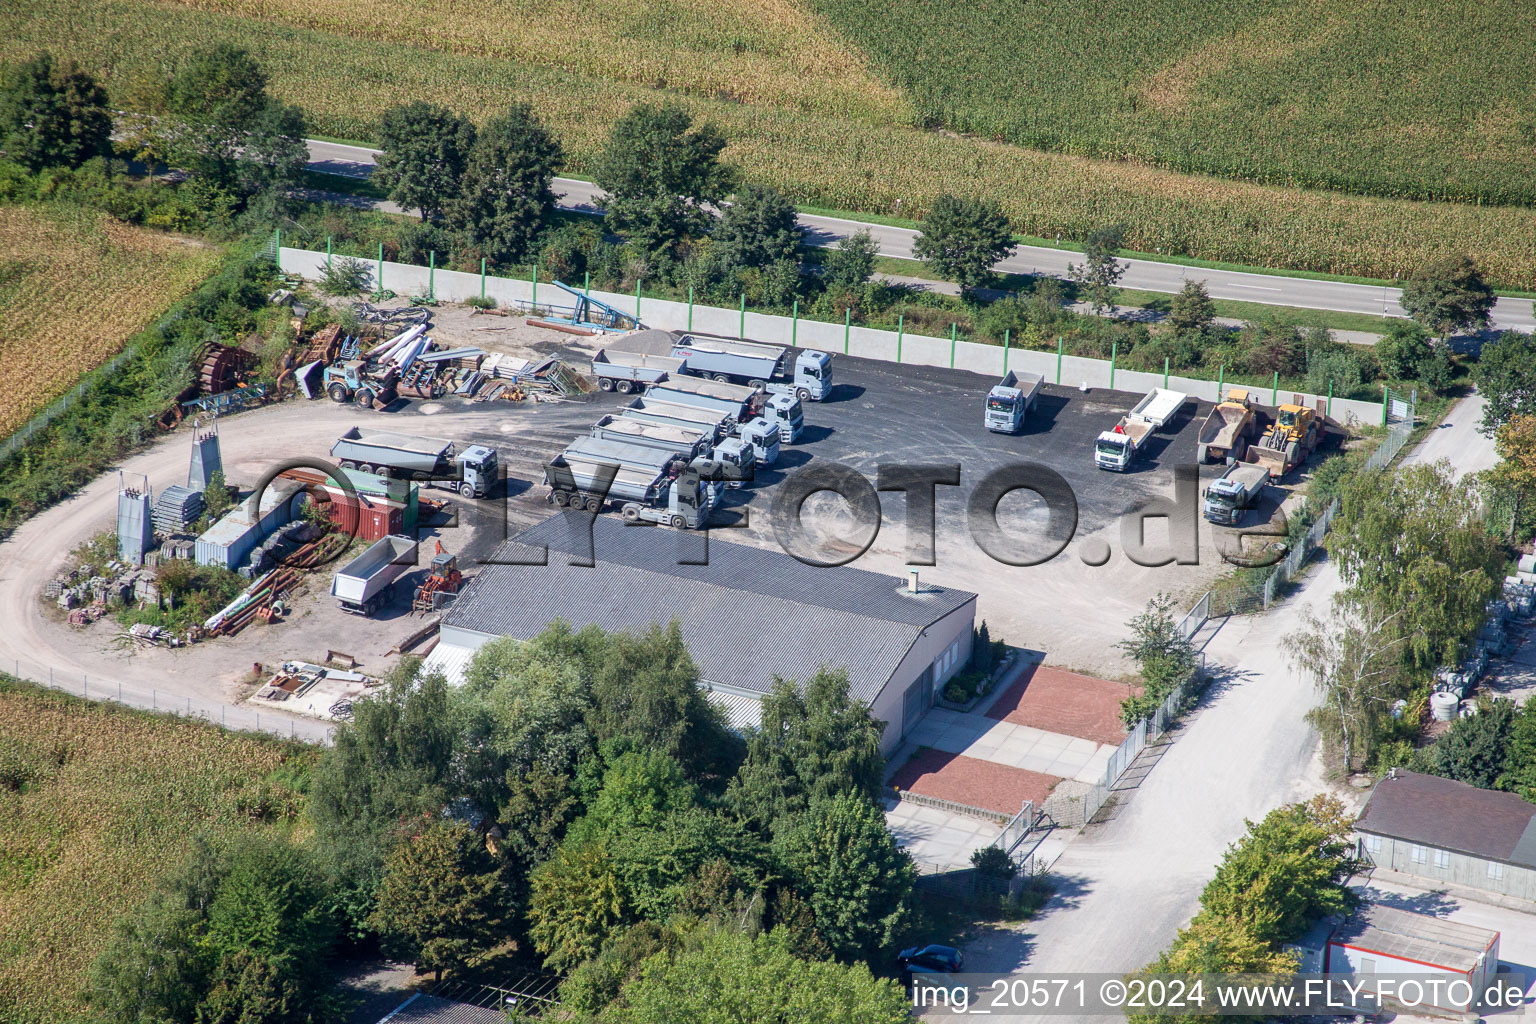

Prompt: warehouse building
[1355,769,1536,900]
[430,512,977,751]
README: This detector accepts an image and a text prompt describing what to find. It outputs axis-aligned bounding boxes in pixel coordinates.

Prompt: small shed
[195,480,304,570]
[1327,904,1499,1015]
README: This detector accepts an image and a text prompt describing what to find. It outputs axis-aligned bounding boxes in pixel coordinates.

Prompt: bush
[463,295,497,310]
[318,255,371,296]
[1305,343,1365,396]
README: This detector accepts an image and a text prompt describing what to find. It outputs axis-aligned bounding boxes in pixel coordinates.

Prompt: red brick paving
[984,663,1132,747]
[890,748,1058,817]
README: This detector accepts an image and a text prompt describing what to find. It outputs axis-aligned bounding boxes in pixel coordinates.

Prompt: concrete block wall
[281,247,1385,425]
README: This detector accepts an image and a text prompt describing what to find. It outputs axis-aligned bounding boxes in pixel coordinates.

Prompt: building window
[1366,836,1382,854]
[1488,861,1505,880]
[1410,844,1427,864]
[1434,849,1450,869]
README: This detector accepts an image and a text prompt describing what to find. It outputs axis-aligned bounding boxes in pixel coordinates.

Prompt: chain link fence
[3,652,333,744]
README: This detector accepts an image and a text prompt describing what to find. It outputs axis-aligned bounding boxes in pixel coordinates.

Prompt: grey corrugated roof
[444,512,975,703]
[379,993,505,1024]
[1330,904,1497,972]
[1356,770,1536,869]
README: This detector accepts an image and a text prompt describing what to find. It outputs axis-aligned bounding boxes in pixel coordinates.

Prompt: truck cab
[455,445,498,498]
[763,393,804,443]
[713,437,756,488]
[793,350,832,401]
[986,389,1024,433]
[1094,419,1150,472]
[736,417,780,466]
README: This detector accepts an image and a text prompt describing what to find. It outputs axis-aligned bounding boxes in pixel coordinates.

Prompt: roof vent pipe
[908,569,920,594]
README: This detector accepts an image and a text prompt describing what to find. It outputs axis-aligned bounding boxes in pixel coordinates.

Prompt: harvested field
[0,205,222,437]
[0,679,313,1024]
[986,665,1133,748]
[891,747,1059,817]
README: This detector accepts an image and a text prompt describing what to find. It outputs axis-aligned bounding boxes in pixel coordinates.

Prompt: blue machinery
[527,281,644,335]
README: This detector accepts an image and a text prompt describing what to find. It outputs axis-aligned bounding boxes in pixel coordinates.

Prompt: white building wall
[866,598,978,755]
[1359,833,1536,901]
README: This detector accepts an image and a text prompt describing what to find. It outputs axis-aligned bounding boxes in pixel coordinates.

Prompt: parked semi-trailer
[330,428,498,498]
[544,439,717,529]
[590,414,713,461]
[669,333,833,401]
[984,370,1044,433]
[619,401,780,466]
[590,348,685,394]
[331,534,418,615]
[646,378,766,424]
[1094,389,1188,471]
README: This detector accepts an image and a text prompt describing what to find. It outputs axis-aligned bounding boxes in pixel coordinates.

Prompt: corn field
[9,0,1536,284]
[0,205,222,438]
[0,681,313,1023]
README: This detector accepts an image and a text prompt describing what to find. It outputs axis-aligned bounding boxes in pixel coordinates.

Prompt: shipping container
[194,480,304,570]
[1327,905,1499,1015]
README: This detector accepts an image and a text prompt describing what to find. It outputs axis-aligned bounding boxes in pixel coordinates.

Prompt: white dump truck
[1094,388,1188,471]
[590,348,684,394]
[1202,463,1270,525]
[984,370,1044,433]
[670,333,833,401]
[331,534,419,616]
[330,427,498,498]
[544,438,716,529]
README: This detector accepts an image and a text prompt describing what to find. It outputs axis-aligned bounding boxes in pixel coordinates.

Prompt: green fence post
[1327,379,1333,418]
[480,258,487,301]
[1056,336,1063,384]
[1217,364,1224,397]
[428,251,435,300]
[1163,356,1169,388]
[950,323,957,368]
[739,293,746,339]
[1004,329,1011,374]
[896,314,904,363]
[1110,342,1117,389]
[1271,371,1279,407]
[844,308,850,355]
[1382,385,1389,426]
[688,286,694,331]
[377,242,383,294]
[531,266,538,309]
[326,236,332,270]
[275,227,281,255]
[791,299,799,347]
[636,279,642,320]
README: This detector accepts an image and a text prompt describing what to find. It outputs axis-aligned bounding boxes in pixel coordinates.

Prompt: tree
[1068,225,1127,315]
[1289,602,1408,771]
[771,794,915,963]
[1400,254,1495,342]
[1198,796,1357,945]
[1485,414,1536,540]
[1421,699,1518,790]
[1128,916,1298,1024]
[371,821,509,982]
[1374,320,1436,380]
[236,100,309,200]
[1167,280,1216,334]
[593,103,733,258]
[449,104,562,265]
[0,53,112,170]
[1326,460,1504,671]
[1116,593,1197,725]
[603,927,910,1024]
[375,102,477,223]
[1238,316,1305,377]
[728,668,886,828]
[1472,330,1536,435]
[1497,697,1536,798]
[911,194,1013,294]
[89,892,209,1023]
[203,837,336,975]
[528,843,629,971]
[716,184,802,269]
[194,950,308,1024]
[824,230,877,290]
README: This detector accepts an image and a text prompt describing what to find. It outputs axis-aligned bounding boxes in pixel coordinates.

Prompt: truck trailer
[331,534,419,615]
[590,414,713,461]
[1128,387,1189,429]
[1094,389,1188,471]
[669,333,833,401]
[622,397,781,462]
[1202,463,1270,525]
[330,427,498,498]
[590,348,685,394]
[984,370,1044,433]
[544,442,716,529]
[646,378,766,425]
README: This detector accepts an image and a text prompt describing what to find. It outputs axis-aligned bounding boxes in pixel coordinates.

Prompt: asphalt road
[306,139,1536,332]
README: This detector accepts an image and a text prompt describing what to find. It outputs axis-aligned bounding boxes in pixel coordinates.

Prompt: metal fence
[1043,655,1206,828]
[991,799,1038,855]
[3,652,334,745]
[0,349,137,463]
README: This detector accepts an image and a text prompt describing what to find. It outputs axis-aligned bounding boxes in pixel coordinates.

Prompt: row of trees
[94,622,917,1020]
[1129,797,1357,1023]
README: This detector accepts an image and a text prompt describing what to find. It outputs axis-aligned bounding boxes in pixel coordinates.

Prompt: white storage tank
[1430,691,1460,721]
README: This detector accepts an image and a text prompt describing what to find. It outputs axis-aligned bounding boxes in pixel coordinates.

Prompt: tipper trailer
[1094,389,1187,471]
[984,370,1044,433]
[1202,463,1270,525]
[622,397,781,463]
[544,440,717,529]
[590,348,684,394]
[1197,389,1259,463]
[647,378,765,424]
[330,427,498,498]
[669,333,833,401]
[331,534,418,615]
[1129,387,1188,429]
[590,414,712,461]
